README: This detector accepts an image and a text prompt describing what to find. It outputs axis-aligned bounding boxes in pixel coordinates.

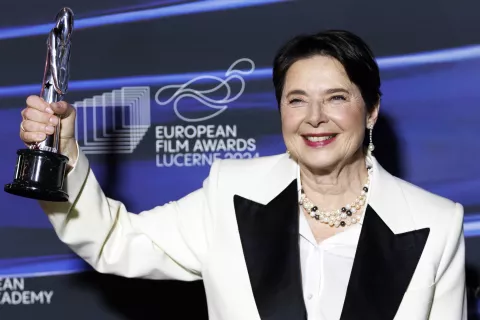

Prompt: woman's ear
[367,102,380,127]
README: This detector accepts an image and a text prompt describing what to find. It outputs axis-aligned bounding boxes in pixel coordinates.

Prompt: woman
[19,30,466,319]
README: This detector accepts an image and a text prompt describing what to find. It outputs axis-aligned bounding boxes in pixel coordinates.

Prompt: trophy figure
[4,8,74,202]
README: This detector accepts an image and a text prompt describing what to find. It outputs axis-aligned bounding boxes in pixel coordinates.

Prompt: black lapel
[340,205,430,320]
[233,180,307,320]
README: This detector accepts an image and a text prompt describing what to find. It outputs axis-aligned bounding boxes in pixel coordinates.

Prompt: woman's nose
[305,104,328,127]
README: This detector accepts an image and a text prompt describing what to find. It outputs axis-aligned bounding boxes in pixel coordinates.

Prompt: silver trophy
[4,8,74,202]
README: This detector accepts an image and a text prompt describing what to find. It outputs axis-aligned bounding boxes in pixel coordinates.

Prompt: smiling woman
[280,55,377,173]
[274,31,381,233]
[20,29,467,320]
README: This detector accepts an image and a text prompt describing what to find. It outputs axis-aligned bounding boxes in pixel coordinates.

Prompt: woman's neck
[299,150,369,210]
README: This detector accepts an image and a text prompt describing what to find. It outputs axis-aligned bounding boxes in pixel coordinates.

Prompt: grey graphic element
[154,58,255,122]
[73,87,151,154]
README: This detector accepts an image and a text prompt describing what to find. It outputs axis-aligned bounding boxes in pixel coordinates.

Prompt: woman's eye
[331,95,347,101]
[289,98,303,104]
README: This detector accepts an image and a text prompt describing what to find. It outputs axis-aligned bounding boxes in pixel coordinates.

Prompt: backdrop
[1,0,479,319]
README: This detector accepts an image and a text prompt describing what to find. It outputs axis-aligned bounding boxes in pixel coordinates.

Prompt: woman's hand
[20,95,78,166]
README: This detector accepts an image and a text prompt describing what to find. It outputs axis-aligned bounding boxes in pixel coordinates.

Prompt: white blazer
[41,149,467,320]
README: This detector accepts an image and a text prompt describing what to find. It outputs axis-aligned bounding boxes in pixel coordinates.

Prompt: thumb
[50,101,75,118]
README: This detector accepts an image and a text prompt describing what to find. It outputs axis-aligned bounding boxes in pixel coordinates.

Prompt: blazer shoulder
[394,176,462,228]
[396,177,457,209]
[213,153,287,179]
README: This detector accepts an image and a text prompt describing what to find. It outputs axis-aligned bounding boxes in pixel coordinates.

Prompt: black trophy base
[4,149,69,202]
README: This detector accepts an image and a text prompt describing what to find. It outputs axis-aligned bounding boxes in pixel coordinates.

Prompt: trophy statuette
[4,8,74,202]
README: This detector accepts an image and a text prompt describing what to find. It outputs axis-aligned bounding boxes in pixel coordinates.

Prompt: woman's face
[280,55,379,171]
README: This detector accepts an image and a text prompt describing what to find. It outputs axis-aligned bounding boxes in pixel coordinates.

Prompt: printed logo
[153,58,259,167]
[73,58,260,165]
[154,58,255,122]
[0,278,54,306]
[73,87,151,154]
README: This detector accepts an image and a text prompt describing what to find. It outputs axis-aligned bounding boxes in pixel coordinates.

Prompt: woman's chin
[299,156,340,172]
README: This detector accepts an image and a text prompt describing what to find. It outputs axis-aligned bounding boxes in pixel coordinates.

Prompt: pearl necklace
[299,169,372,228]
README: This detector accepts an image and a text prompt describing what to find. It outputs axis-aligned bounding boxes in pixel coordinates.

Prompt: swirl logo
[154,58,255,122]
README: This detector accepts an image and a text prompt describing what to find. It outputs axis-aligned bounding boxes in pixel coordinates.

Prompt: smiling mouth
[303,134,337,142]
[301,133,338,147]
[302,133,338,142]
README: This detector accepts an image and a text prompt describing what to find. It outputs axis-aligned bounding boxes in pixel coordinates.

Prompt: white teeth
[305,135,335,142]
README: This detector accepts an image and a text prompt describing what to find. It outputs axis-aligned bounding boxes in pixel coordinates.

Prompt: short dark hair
[272,30,382,112]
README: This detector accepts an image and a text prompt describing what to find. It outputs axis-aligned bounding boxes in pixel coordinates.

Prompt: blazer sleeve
[429,202,467,319]
[39,147,219,281]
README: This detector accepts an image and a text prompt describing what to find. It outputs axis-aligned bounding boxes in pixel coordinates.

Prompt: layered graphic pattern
[74,87,151,154]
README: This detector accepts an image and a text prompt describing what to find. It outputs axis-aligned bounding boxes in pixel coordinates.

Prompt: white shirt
[297,157,373,320]
[299,212,363,320]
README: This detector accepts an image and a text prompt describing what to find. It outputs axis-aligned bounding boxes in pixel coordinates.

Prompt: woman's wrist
[63,139,79,171]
